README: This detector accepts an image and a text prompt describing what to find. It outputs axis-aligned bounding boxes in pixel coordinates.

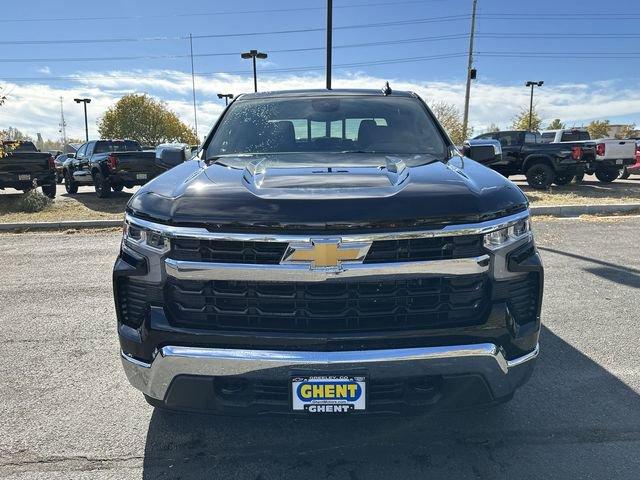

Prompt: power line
[0,53,468,83]
[0,15,470,45]
[0,1,440,23]
[0,34,470,63]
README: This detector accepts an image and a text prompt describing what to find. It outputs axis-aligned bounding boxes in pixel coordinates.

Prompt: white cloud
[37,66,51,75]
[1,70,639,141]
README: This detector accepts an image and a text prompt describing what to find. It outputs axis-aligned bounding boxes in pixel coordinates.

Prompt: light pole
[462,0,478,140]
[326,0,333,90]
[217,93,234,106]
[74,98,91,141]
[240,50,268,93]
[525,81,544,130]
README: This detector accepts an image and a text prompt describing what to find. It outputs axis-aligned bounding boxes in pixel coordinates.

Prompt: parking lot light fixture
[240,50,268,93]
[525,81,544,131]
[217,93,234,106]
[74,98,91,141]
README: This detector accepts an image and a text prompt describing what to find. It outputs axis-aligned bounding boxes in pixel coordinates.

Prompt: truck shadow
[539,246,640,289]
[58,190,133,214]
[141,326,640,479]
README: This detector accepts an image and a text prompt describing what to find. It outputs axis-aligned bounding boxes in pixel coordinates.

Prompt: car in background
[620,140,640,179]
[470,130,594,188]
[54,153,74,184]
[541,128,637,183]
[0,140,57,198]
[63,139,158,198]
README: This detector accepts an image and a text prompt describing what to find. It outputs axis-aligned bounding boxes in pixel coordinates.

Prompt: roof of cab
[236,88,417,100]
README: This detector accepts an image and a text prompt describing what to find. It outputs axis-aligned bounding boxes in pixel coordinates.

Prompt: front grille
[507,273,540,325]
[164,275,491,333]
[364,235,484,263]
[169,238,288,264]
[116,278,149,328]
[168,234,484,264]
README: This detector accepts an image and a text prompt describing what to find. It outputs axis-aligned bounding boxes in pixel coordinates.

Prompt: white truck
[540,128,636,182]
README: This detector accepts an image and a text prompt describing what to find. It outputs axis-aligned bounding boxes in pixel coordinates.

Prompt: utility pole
[189,33,198,138]
[525,81,544,130]
[461,0,478,141]
[326,0,333,90]
[74,98,91,142]
[59,97,67,147]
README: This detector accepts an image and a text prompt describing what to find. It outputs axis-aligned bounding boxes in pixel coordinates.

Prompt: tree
[430,101,465,144]
[615,124,636,139]
[0,86,6,106]
[98,94,198,146]
[586,120,610,139]
[546,119,565,130]
[0,126,32,141]
[511,106,542,131]
[485,123,501,133]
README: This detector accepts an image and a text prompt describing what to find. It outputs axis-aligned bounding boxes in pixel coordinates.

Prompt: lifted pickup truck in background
[470,130,593,189]
[0,141,57,198]
[64,139,159,197]
[116,88,543,415]
[541,128,636,182]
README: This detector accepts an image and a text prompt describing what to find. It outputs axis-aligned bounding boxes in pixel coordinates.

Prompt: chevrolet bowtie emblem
[282,239,371,268]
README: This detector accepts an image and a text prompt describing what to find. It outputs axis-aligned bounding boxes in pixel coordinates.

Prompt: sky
[1,0,640,141]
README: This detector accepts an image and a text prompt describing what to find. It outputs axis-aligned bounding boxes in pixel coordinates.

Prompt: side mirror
[156,146,188,171]
[462,139,502,166]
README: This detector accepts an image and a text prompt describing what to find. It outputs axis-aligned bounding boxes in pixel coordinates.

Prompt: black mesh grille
[364,235,484,263]
[169,238,288,264]
[169,235,484,264]
[116,278,149,328]
[507,273,540,326]
[164,275,490,333]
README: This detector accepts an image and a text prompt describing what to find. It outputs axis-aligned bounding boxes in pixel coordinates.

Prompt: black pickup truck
[0,141,57,198]
[469,130,594,189]
[115,88,543,416]
[63,139,158,197]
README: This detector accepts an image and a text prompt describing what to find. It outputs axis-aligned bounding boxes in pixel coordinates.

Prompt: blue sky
[2,0,640,140]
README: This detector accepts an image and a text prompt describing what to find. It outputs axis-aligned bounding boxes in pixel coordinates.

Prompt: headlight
[484,217,531,249]
[123,220,170,252]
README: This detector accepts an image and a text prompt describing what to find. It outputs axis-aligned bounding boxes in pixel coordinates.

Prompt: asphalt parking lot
[1,216,639,479]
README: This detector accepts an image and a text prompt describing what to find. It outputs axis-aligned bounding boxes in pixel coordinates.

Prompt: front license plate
[291,375,366,413]
[136,173,148,180]
[18,174,30,180]
[616,159,623,165]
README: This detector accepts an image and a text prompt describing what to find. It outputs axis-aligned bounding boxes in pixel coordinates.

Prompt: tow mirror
[463,139,502,166]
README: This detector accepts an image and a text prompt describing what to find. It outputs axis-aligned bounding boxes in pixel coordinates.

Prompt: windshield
[206,96,448,161]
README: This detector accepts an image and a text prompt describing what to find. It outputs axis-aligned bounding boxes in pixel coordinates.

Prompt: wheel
[41,183,56,199]
[573,171,585,184]
[553,174,573,186]
[64,171,78,194]
[620,167,631,180]
[93,171,111,198]
[56,173,63,184]
[525,163,555,190]
[111,184,124,192]
[594,168,619,183]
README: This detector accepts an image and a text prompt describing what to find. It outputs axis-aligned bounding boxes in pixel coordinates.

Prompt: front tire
[64,171,78,194]
[94,171,111,198]
[595,168,619,183]
[525,163,555,190]
[619,167,631,180]
[41,183,56,199]
[111,184,124,192]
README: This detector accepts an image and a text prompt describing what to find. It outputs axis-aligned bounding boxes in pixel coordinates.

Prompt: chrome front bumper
[121,343,539,402]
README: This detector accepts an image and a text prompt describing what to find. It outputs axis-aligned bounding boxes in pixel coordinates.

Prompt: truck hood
[128,153,528,232]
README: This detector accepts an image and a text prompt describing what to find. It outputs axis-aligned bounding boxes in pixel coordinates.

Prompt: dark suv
[114,89,543,415]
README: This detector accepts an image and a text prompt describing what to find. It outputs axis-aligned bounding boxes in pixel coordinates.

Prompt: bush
[15,189,52,213]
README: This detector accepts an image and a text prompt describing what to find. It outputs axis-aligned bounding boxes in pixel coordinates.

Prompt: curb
[0,219,122,232]
[529,203,640,217]
[1,204,640,232]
